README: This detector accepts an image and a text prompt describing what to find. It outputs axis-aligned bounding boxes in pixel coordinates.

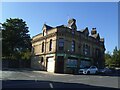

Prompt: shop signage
[81,57,91,60]
[70,55,79,58]
[57,54,65,56]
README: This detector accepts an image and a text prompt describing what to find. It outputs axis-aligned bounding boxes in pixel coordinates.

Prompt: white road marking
[49,83,53,88]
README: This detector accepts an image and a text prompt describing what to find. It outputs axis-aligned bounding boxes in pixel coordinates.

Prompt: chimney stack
[91,28,97,35]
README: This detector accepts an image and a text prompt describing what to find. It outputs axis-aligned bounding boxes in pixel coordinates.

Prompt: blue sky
[1,2,118,53]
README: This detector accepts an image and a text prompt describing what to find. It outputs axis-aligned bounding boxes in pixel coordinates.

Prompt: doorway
[56,56,64,73]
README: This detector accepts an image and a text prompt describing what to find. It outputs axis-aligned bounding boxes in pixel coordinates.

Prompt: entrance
[47,57,55,72]
[56,56,64,73]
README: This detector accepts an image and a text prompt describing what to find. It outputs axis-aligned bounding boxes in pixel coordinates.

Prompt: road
[0,69,119,89]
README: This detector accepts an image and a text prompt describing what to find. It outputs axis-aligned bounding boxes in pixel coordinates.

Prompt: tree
[2,18,32,62]
[112,47,120,67]
[117,49,120,67]
[105,51,112,67]
[105,47,120,68]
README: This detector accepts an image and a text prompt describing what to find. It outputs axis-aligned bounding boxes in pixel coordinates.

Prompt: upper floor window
[42,42,44,52]
[32,46,34,53]
[49,39,52,51]
[83,44,90,56]
[43,30,46,36]
[58,38,64,50]
[43,31,44,36]
[72,30,75,35]
[95,48,99,57]
[71,40,75,52]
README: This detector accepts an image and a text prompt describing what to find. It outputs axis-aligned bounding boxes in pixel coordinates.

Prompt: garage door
[47,57,55,72]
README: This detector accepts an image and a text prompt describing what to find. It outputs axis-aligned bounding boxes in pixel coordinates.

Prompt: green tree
[105,51,112,67]
[2,18,32,61]
[112,47,120,67]
[117,49,120,67]
[105,47,120,68]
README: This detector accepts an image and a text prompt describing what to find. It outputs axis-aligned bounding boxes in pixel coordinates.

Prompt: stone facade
[31,18,105,74]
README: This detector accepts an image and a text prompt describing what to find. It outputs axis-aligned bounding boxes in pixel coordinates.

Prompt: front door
[56,56,64,73]
[47,57,55,72]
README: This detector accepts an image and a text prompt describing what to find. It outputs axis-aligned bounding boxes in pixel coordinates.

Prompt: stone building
[31,18,105,74]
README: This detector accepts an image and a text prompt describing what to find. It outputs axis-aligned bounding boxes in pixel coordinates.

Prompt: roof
[32,33,42,39]
[42,24,53,31]
[79,27,89,35]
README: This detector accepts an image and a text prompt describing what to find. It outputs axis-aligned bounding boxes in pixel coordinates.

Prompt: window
[83,44,90,56]
[49,39,52,51]
[43,30,46,36]
[43,31,44,36]
[95,48,99,57]
[58,38,64,50]
[41,57,43,63]
[71,40,75,52]
[42,42,44,52]
[72,30,75,35]
[32,47,34,53]
[88,46,90,55]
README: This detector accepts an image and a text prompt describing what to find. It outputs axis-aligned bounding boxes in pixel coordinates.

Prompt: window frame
[49,39,52,51]
[42,42,44,52]
[58,38,64,51]
[71,40,75,52]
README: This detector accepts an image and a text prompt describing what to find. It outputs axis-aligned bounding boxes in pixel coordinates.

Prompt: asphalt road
[0,69,120,89]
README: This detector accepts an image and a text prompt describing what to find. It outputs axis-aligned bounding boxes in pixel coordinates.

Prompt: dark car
[98,67,112,74]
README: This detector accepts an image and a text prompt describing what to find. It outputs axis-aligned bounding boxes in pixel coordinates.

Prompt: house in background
[31,18,105,74]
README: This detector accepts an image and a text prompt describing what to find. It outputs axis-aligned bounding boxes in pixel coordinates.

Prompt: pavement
[0,68,120,89]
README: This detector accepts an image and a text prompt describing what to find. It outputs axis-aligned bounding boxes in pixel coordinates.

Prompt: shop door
[56,56,64,73]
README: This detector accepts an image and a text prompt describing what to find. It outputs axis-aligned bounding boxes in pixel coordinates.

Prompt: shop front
[56,53,79,74]
[80,57,93,69]
[65,54,79,74]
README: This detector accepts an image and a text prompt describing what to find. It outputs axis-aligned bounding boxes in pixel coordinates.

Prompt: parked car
[98,67,112,74]
[78,66,98,74]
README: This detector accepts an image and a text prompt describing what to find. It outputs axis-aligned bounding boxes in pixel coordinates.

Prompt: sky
[1,2,118,53]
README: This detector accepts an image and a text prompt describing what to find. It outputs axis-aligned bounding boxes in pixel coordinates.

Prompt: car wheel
[95,71,98,74]
[87,71,90,74]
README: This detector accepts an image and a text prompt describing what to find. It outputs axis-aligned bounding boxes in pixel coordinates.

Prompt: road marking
[49,83,53,88]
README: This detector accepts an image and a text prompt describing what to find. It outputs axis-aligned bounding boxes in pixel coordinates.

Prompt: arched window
[71,40,75,52]
[83,44,90,56]
[41,57,43,63]
[58,38,64,50]
[49,39,52,51]
[42,42,44,52]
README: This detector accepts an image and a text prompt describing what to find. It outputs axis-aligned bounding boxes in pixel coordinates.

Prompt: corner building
[31,18,105,74]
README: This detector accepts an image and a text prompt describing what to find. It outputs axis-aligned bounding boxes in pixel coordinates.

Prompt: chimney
[91,28,97,35]
[100,38,104,42]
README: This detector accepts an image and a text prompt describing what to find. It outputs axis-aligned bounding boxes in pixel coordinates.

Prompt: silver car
[78,66,98,74]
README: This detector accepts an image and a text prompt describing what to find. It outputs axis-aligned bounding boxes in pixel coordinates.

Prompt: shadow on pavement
[2,68,45,72]
[2,80,118,89]
[2,67,120,77]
